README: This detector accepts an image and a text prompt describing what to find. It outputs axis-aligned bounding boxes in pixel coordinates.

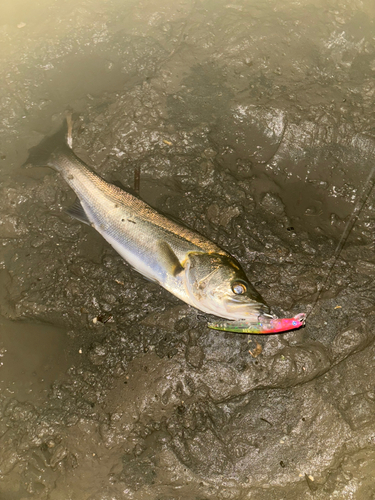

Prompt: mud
[1,0,375,498]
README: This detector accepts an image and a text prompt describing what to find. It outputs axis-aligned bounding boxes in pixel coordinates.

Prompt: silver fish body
[25,124,269,322]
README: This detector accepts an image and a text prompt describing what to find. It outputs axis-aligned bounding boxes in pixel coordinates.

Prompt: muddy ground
[1,0,375,498]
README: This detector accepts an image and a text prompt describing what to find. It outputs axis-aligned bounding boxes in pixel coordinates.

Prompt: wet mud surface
[1,0,375,498]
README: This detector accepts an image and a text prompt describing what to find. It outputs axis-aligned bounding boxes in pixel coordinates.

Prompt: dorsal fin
[112,180,140,198]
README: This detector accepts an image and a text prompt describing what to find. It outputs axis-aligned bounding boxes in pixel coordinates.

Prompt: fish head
[185,252,270,320]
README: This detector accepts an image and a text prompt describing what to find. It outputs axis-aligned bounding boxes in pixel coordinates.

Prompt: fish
[24,120,305,334]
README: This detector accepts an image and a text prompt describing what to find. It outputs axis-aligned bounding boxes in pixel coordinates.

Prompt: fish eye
[231,280,247,295]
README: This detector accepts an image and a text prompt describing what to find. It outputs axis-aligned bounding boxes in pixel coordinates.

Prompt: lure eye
[231,281,247,295]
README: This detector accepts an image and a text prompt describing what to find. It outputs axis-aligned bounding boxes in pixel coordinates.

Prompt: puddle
[0,316,72,403]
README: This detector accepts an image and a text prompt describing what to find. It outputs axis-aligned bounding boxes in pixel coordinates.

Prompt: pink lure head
[208,312,306,334]
[256,313,306,334]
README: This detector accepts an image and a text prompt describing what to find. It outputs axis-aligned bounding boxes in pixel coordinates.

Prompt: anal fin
[66,198,90,225]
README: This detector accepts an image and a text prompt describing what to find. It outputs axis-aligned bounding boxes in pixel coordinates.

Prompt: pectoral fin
[66,198,90,225]
[156,241,184,277]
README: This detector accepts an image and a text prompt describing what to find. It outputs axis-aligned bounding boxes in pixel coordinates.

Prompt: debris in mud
[248,340,262,358]
[305,473,319,492]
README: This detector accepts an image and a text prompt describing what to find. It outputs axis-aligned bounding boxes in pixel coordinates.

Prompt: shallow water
[0,317,71,403]
[1,0,375,498]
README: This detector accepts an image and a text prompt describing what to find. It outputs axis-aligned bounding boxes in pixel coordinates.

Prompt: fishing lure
[208,313,306,334]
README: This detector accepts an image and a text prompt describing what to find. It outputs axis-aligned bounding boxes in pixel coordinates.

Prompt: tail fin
[23,120,72,170]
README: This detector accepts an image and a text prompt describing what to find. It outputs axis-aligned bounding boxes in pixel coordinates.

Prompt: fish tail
[23,119,73,171]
